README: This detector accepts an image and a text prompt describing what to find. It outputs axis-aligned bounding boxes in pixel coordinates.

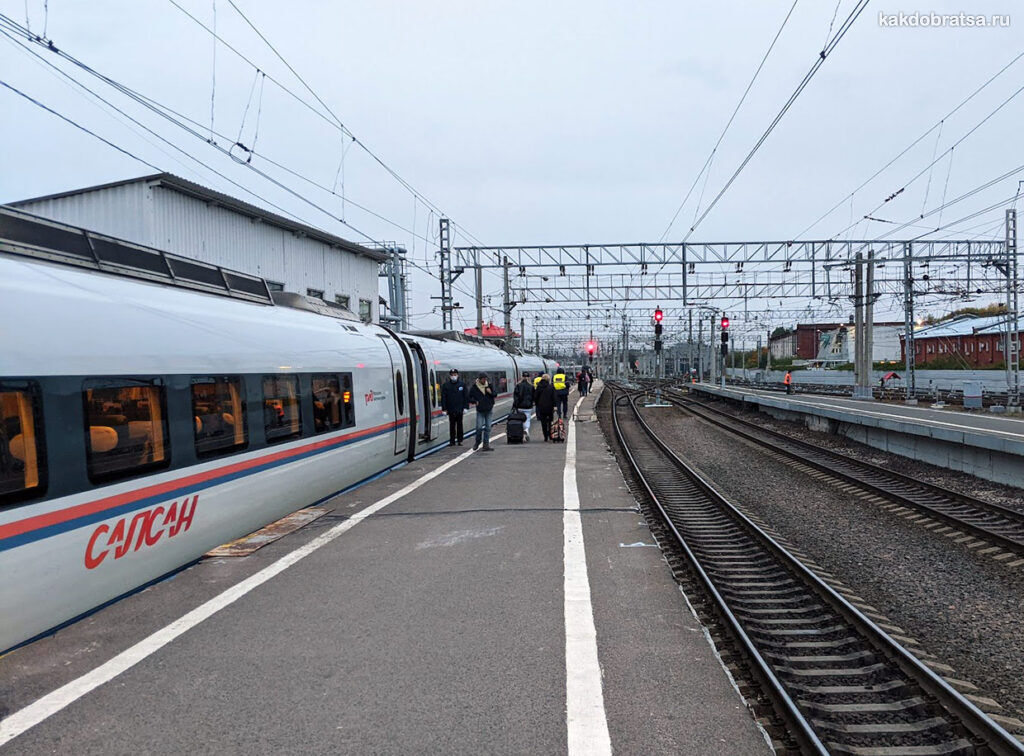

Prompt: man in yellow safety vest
[553,370,569,419]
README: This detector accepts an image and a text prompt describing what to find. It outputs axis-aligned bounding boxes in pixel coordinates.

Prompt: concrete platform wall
[753,403,1024,488]
[696,386,1024,489]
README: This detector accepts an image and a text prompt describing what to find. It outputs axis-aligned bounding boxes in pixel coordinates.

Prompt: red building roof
[463,321,517,338]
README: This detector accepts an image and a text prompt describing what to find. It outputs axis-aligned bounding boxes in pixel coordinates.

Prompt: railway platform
[0,381,769,755]
[693,383,1024,488]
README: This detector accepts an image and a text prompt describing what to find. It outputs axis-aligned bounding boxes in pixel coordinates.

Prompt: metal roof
[910,314,1020,339]
[9,173,389,263]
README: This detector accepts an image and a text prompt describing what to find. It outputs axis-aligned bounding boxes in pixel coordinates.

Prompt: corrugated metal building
[7,173,387,322]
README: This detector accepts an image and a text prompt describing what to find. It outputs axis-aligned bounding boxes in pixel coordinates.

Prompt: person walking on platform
[440,368,468,445]
[553,369,569,419]
[783,370,793,395]
[513,374,534,441]
[577,370,590,397]
[534,373,557,441]
[468,372,496,451]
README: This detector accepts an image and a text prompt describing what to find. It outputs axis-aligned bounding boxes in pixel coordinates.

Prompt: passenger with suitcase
[511,374,534,442]
[553,370,569,420]
[533,373,557,442]
[440,368,468,446]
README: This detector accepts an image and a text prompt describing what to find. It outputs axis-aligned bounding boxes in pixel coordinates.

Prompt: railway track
[659,390,1024,556]
[609,386,1024,755]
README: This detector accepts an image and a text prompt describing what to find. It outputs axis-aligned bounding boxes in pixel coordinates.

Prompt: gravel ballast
[637,402,1024,723]
[700,396,1024,512]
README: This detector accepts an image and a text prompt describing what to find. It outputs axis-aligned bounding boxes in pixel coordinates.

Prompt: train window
[395,371,404,415]
[312,374,343,433]
[263,375,302,443]
[0,381,46,504]
[498,373,508,393]
[83,379,169,482]
[192,377,247,458]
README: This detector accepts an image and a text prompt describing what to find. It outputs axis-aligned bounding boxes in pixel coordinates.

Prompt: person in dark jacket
[468,372,496,451]
[533,374,557,442]
[577,370,590,397]
[513,374,534,441]
[440,368,468,445]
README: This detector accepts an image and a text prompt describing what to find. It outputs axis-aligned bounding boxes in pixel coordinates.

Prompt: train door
[379,328,415,459]
[406,339,433,442]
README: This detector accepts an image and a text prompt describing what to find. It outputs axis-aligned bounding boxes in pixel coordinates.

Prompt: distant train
[0,213,555,652]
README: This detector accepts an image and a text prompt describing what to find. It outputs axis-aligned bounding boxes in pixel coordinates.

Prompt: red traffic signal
[720,315,730,330]
[653,308,664,323]
[585,341,597,355]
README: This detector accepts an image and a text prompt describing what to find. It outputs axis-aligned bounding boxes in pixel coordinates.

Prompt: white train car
[0,209,549,652]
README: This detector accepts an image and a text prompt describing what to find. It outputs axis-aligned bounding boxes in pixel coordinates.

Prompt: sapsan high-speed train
[0,208,555,652]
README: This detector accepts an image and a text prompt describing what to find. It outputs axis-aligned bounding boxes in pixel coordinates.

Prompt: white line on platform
[563,396,613,755]
[0,441,498,749]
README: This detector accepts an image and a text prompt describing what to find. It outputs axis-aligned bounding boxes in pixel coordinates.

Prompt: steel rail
[666,391,1024,555]
[608,384,1024,754]
[610,391,828,755]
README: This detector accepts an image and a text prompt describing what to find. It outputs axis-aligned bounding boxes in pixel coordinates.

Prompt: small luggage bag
[506,410,527,444]
[550,417,566,443]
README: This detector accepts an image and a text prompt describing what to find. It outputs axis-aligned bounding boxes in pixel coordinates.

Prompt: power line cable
[0,16,425,247]
[167,0,491,252]
[2,32,488,326]
[684,0,870,242]
[0,78,162,171]
[659,0,800,242]
[797,50,1024,238]
[829,78,1024,239]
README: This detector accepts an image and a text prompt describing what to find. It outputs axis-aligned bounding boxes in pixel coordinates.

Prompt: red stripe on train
[0,418,403,540]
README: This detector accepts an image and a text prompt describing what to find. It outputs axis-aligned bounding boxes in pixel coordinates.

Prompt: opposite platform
[694,383,1024,487]
[0,382,768,755]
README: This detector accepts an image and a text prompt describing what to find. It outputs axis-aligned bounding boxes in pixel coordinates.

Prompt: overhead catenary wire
[829,77,1024,239]
[0,78,162,172]
[0,16,426,248]
[683,0,871,242]
[0,18,508,327]
[797,50,1024,239]
[165,0,492,253]
[165,0,507,302]
[2,55,496,323]
[659,0,800,243]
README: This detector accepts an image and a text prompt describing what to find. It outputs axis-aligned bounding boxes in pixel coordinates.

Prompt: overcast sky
[1,1,1021,347]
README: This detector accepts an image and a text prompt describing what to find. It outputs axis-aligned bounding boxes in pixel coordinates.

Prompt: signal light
[585,341,596,355]
[720,315,730,330]
[653,308,663,323]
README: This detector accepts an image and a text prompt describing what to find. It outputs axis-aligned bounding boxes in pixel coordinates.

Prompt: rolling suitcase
[550,417,566,443]
[506,410,527,444]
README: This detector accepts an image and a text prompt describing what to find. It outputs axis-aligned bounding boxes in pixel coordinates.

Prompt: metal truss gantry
[454,239,1004,271]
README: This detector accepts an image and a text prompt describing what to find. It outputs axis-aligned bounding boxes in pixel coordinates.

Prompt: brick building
[901,315,1023,367]
[770,323,845,360]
